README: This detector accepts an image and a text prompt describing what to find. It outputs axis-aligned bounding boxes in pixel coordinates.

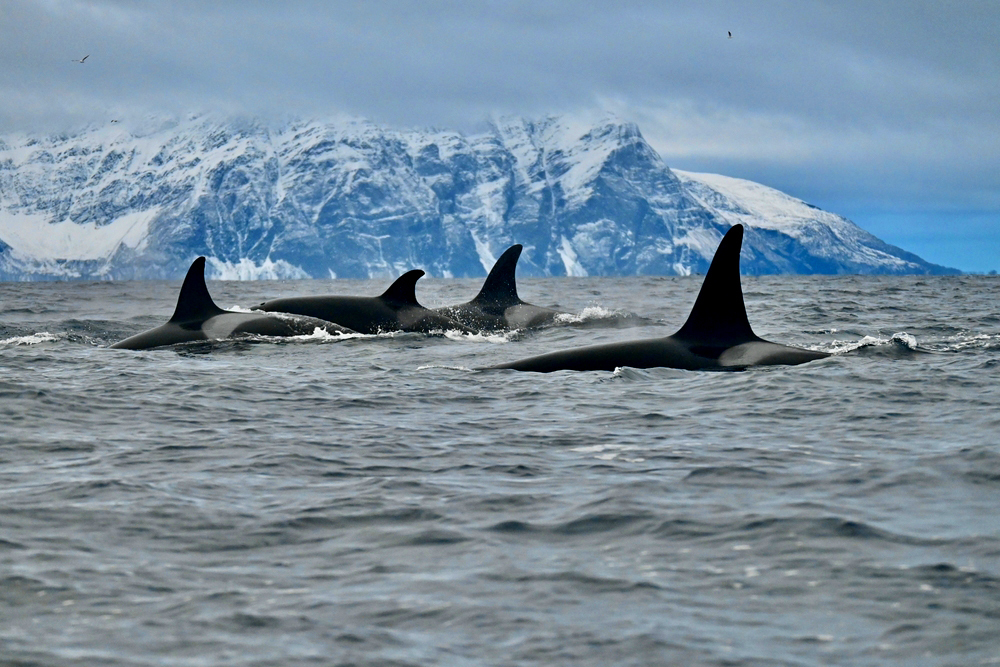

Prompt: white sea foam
[1,332,60,346]
[606,366,656,381]
[443,329,513,343]
[250,328,367,344]
[554,305,624,324]
[827,332,919,354]
[416,364,476,372]
[934,332,1000,351]
[299,328,368,341]
[299,328,343,341]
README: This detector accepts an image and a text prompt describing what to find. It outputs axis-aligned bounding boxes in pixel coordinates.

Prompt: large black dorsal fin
[472,244,522,307]
[672,224,759,345]
[169,257,226,323]
[379,269,424,305]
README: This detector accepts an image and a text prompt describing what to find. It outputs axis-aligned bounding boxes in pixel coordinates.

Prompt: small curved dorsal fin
[169,257,226,323]
[379,269,424,305]
[472,244,522,307]
[672,224,759,345]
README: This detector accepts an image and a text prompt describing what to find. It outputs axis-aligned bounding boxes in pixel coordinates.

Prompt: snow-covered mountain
[0,114,957,280]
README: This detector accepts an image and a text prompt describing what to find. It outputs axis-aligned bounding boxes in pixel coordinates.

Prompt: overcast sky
[2,0,997,271]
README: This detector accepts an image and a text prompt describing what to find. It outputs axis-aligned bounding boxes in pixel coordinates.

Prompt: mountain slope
[0,115,958,280]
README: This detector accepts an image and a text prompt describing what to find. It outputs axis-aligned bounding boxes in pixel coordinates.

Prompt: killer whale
[111,257,352,350]
[491,224,830,372]
[257,270,476,335]
[435,244,565,331]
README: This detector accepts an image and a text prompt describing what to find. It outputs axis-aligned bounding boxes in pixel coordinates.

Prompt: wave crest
[1,332,60,346]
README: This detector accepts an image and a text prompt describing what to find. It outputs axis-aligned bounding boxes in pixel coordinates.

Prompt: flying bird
[728,31,732,39]
[72,55,89,63]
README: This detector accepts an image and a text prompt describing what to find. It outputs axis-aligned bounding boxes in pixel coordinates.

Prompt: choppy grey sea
[2,274,999,667]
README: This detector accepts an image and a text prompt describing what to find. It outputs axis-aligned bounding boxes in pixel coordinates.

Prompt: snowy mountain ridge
[0,114,957,280]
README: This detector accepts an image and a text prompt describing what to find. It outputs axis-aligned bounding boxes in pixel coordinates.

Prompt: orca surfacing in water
[257,270,476,335]
[491,225,830,372]
[435,244,565,331]
[111,257,352,350]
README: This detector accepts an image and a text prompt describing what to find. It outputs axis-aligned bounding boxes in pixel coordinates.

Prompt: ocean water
[1,274,999,667]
